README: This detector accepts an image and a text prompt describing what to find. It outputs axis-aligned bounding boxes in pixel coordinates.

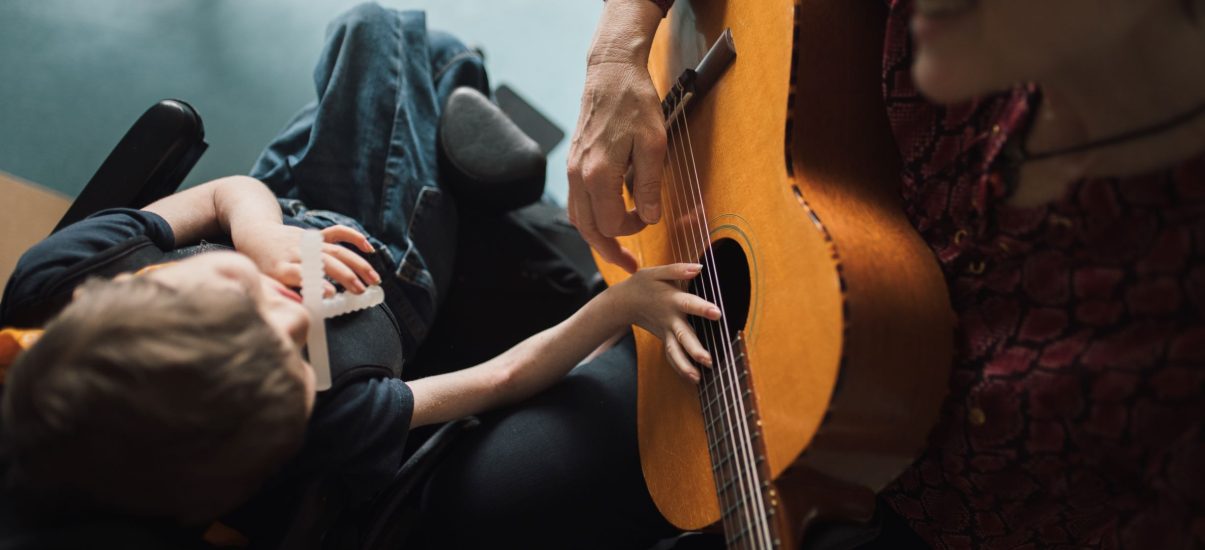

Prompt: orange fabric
[0,327,43,383]
[0,262,174,384]
[133,261,177,276]
[202,521,249,547]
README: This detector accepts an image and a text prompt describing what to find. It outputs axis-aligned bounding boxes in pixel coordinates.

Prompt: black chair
[52,99,209,234]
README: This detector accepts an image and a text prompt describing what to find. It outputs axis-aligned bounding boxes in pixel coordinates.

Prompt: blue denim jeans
[249,3,489,356]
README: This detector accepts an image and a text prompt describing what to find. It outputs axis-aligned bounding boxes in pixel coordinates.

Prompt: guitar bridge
[661,29,737,128]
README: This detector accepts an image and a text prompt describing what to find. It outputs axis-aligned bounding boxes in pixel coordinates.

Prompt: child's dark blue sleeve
[0,208,175,327]
[222,376,416,543]
[305,376,416,500]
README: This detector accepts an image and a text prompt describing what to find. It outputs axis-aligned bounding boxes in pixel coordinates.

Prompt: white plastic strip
[317,285,385,318]
[300,231,332,390]
[299,230,386,391]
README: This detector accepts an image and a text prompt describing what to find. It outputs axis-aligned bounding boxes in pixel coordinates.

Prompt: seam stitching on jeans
[432,51,481,83]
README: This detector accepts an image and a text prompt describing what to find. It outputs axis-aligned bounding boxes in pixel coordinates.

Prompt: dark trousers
[412,334,680,549]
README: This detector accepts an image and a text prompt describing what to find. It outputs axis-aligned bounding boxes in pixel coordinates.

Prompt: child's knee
[428,30,473,67]
[428,31,489,96]
[327,2,396,47]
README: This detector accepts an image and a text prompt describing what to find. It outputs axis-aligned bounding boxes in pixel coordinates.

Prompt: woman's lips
[911,1,974,45]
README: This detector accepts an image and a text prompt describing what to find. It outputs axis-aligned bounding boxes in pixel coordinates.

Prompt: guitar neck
[696,330,784,548]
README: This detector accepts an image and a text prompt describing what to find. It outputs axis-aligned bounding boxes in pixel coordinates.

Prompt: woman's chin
[912,52,985,105]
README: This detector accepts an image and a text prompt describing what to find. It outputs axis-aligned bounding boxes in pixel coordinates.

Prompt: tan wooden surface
[0,172,69,296]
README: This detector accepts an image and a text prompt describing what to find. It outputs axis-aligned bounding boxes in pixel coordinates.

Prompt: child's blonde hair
[2,276,307,524]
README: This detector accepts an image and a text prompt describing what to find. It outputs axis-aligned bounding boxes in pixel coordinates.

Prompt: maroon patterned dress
[878,1,1205,548]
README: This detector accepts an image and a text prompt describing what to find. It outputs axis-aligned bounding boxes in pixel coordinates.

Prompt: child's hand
[236,223,380,296]
[612,263,721,384]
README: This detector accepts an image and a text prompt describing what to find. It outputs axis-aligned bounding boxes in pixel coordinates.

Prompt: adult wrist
[588,0,663,66]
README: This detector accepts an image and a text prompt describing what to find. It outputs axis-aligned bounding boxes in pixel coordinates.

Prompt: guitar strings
[665,92,769,548]
[657,78,772,547]
[674,108,775,547]
[660,94,751,545]
[661,135,745,545]
[681,110,776,547]
[663,112,755,546]
[667,120,764,550]
[666,84,767,549]
[665,115,760,546]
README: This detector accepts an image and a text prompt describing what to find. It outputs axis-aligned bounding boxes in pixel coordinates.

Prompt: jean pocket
[395,185,447,287]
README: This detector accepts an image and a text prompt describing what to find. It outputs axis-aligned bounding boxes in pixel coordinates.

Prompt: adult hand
[235,223,380,297]
[568,0,666,273]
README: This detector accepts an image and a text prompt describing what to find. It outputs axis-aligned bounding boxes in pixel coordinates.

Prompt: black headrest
[437,87,545,212]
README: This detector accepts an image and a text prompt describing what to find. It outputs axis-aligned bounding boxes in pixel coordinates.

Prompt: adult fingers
[631,124,667,225]
[663,332,701,384]
[570,178,639,273]
[582,162,646,238]
[321,224,375,253]
[585,231,639,274]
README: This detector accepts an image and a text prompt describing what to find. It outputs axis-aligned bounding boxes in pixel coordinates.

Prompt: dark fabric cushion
[437,87,545,212]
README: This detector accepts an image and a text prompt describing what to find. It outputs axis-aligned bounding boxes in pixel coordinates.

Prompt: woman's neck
[1025,3,1205,178]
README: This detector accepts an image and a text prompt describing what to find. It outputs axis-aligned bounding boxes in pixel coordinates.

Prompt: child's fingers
[672,319,713,367]
[321,225,376,253]
[322,254,366,293]
[274,263,303,289]
[324,243,381,285]
[274,263,335,299]
[676,292,721,321]
[663,334,702,384]
[645,262,703,281]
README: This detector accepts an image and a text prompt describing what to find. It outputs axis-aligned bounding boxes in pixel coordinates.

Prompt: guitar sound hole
[689,238,751,353]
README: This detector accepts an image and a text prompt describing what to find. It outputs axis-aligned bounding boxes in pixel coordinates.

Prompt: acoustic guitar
[591,0,954,547]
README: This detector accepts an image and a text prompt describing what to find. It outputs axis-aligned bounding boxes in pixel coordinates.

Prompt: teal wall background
[0,0,601,205]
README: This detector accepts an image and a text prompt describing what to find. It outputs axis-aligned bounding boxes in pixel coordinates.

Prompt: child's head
[2,252,315,524]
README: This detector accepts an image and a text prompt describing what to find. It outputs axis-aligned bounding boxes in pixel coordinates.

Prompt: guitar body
[593,0,954,545]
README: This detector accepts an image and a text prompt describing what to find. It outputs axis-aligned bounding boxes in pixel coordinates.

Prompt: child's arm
[141,176,379,293]
[409,263,720,427]
[141,175,280,246]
